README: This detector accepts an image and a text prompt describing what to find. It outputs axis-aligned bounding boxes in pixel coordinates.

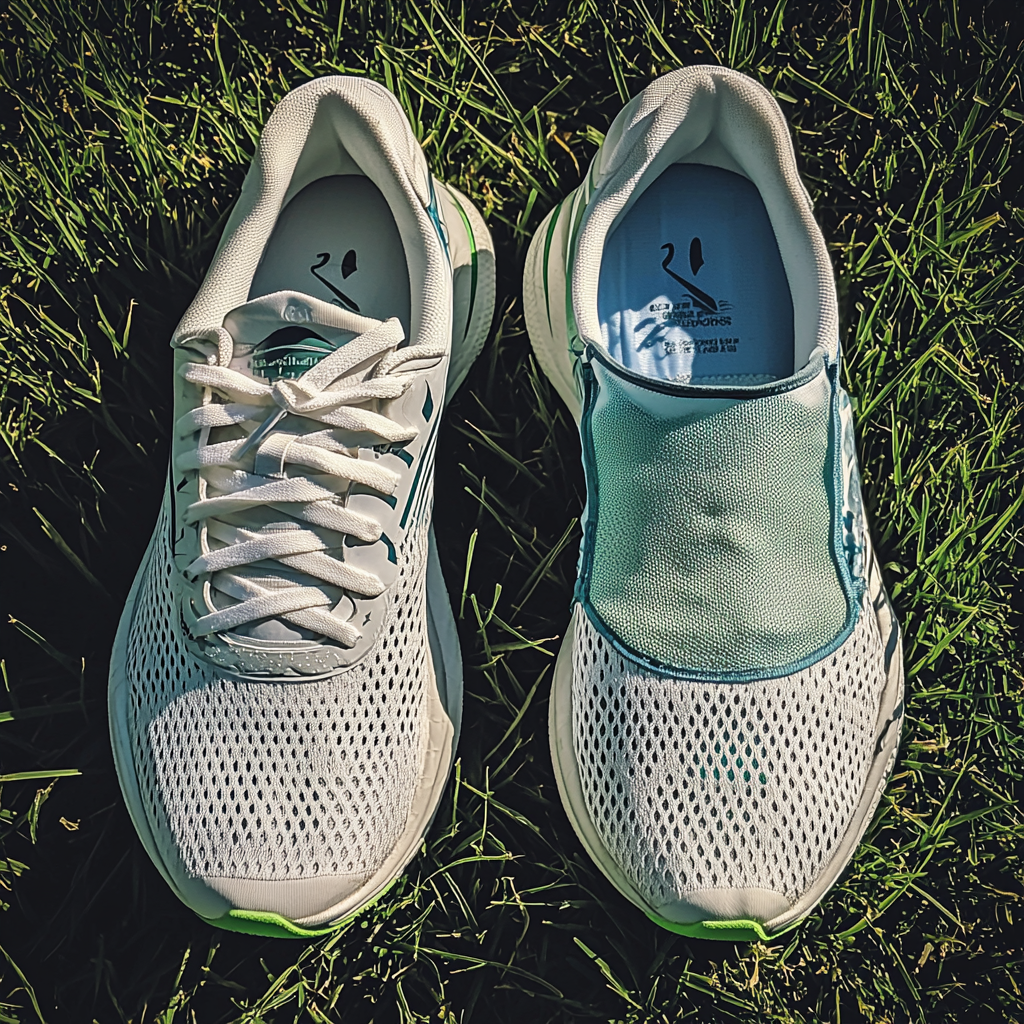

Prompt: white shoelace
[174,316,444,647]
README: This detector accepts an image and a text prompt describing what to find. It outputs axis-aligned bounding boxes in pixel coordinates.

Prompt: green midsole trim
[201,875,402,940]
[646,912,803,943]
[210,908,345,939]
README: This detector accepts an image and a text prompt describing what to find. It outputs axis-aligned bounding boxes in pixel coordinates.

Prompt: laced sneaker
[108,76,495,937]
[524,66,903,941]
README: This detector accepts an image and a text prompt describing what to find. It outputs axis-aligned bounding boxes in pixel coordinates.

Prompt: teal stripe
[408,427,439,528]
[427,176,451,265]
[399,415,441,529]
[563,184,589,359]
[445,185,479,335]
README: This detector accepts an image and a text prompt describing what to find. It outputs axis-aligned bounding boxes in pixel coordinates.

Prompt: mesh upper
[124,502,429,881]
[572,602,885,907]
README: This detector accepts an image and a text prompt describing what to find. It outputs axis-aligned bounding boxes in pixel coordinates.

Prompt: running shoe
[524,66,903,941]
[109,76,495,938]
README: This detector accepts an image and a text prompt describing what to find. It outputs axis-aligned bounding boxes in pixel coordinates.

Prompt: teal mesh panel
[584,362,848,675]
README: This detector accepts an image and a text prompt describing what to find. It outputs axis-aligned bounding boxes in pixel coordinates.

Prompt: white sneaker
[108,76,495,937]
[524,67,903,941]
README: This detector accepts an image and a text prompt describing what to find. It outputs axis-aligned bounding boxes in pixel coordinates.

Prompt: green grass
[1,0,1022,1020]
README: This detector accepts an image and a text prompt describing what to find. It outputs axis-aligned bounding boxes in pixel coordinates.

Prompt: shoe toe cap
[195,872,373,925]
[652,886,790,927]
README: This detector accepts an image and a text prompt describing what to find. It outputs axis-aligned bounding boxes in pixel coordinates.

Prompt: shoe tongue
[224,289,385,382]
[211,291,389,644]
[585,345,848,677]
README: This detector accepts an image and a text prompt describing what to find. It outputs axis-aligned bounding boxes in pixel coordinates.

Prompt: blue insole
[597,164,793,383]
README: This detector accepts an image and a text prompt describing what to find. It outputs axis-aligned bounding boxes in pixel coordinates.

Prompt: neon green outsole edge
[200,876,400,939]
[646,912,803,943]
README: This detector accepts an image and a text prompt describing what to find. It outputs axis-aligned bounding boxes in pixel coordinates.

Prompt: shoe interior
[249,174,411,331]
[597,164,793,384]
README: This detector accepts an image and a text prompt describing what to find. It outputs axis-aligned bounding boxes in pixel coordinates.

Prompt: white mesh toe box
[572,602,886,909]
[119,510,430,886]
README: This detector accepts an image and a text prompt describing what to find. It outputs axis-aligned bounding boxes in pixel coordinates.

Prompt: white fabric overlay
[175,76,445,350]
[125,505,430,881]
[572,603,885,907]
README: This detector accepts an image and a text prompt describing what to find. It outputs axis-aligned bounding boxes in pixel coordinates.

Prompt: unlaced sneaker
[108,76,495,937]
[524,66,903,940]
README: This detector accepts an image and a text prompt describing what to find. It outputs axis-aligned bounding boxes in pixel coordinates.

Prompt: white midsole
[522,201,583,421]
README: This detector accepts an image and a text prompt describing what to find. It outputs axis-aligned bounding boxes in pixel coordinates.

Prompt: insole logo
[660,239,731,317]
[310,249,360,312]
[633,238,739,362]
[649,238,735,341]
[250,325,336,380]
[687,235,705,275]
